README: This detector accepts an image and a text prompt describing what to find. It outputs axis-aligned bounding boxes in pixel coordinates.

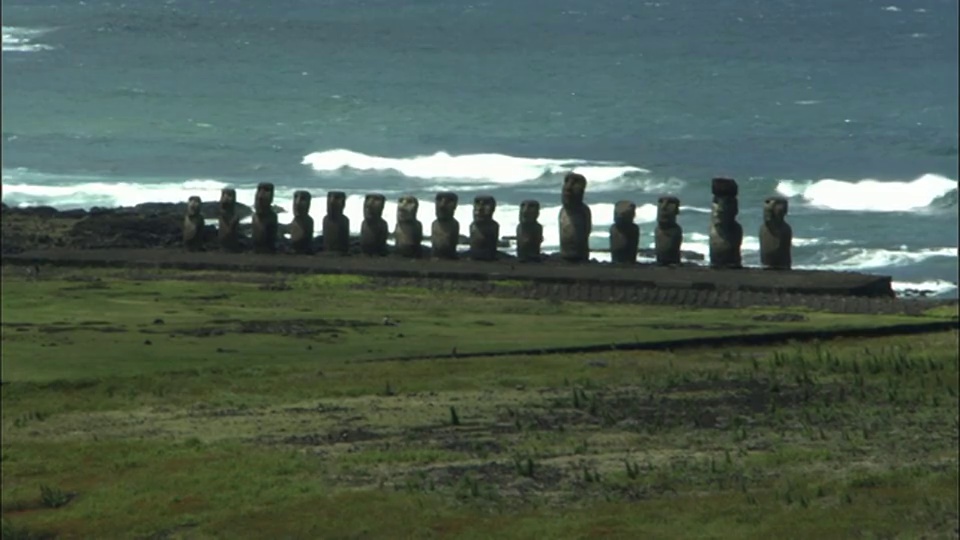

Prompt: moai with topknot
[322,191,350,254]
[654,196,683,265]
[251,182,278,254]
[609,200,639,264]
[516,200,543,263]
[182,196,205,251]
[394,195,423,258]
[759,196,793,270]
[708,178,743,269]
[431,192,460,260]
[360,193,389,256]
[218,188,241,252]
[289,190,314,254]
[558,172,592,262]
[469,195,499,261]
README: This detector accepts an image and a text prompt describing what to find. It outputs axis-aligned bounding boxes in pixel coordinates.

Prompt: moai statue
[217,188,241,252]
[654,196,683,266]
[322,191,350,254]
[516,200,543,263]
[609,200,639,264]
[708,178,743,269]
[360,193,389,256]
[394,195,423,258]
[469,195,500,261]
[182,196,205,251]
[289,190,314,254]
[431,192,460,260]
[759,196,793,270]
[559,172,592,262]
[251,182,278,254]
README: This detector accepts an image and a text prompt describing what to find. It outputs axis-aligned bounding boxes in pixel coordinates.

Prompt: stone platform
[6,248,894,298]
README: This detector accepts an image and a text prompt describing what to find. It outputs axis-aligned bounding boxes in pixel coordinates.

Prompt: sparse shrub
[513,456,535,478]
[625,460,641,480]
[449,406,460,426]
[39,484,71,509]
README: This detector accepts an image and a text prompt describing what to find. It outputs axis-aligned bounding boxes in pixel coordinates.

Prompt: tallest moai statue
[708,178,743,269]
[558,172,592,262]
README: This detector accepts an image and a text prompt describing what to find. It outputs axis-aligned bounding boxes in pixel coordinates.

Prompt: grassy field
[1,266,958,539]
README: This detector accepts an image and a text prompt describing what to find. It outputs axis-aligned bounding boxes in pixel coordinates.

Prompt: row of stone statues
[182,173,793,269]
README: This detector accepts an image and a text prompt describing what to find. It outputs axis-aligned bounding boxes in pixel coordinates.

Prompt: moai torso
[289,190,314,254]
[708,178,743,269]
[431,192,460,260]
[516,200,543,262]
[558,172,592,262]
[322,191,350,254]
[360,194,389,256]
[654,196,683,265]
[609,200,639,264]
[252,183,278,254]
[759,196,793,270]
[394,195,423,258]
[182,196,205,251]
[469,195,500,261]
[218,188,242,252]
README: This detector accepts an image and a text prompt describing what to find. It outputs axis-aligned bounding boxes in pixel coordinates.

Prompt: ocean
[2,0,958,297]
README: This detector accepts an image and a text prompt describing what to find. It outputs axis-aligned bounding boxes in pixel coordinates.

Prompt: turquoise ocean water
[2,0,958,295]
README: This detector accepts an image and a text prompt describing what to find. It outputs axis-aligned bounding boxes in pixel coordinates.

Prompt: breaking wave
[775,173,957,212]
[301,149,681,192]
[2,27,53,53]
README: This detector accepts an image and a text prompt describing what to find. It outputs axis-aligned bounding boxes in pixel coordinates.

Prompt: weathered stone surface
[431,192,460,260]
[394,195,423,258]
[469,195,500,261]
[182,196,205,251]
[558,172,591,262]
[322,191,350,254]
[9,248,903,301]
[289,190,314,254]
[360,194,389,256]
[759,196,792,270]
[655,196,683,266]
[218,188,242,252]
[251,183,278,254]
[516,200,543,262]
[609,200,639,264]
[711,177,739,197]
[709,178,743,269]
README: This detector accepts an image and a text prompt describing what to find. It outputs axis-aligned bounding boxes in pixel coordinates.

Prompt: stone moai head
[520,200,540,223]
[397,195,419,222]
[435,192,458,220]
[327,191,346,217]
[614,200,636,225]
[364,194,385,220]
[255,183,275,213]
[473,196,496,222]
[187,196,202,217]
[711,178,739,225]
[293,190,312,217]
[561,172,587,208]
[220,188,236,212]
[657,196,680,225]
[763,196,788,225]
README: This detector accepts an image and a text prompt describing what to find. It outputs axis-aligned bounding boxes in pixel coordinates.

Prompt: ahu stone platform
[6,247,894,298]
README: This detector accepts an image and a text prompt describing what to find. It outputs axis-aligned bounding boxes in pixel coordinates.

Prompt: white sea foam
[797,247,958,271]
[776,173,957,212]
[891,279,958,297]
[2,27,53,53]
[301,149,658,187]
[881,5,902,12]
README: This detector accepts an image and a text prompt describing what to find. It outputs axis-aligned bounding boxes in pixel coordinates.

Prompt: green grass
[1,266,957,539]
